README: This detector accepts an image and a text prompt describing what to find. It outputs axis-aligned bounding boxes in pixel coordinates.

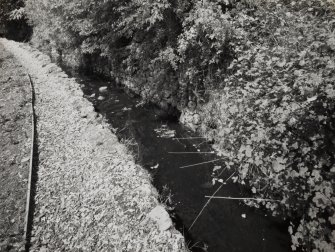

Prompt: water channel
[71,72,291,252]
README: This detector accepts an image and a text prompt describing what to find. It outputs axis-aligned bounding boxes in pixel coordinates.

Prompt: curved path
[0,39,186,252]
[0,42,31,252]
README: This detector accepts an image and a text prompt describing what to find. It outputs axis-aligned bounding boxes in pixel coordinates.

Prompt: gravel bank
[0,39,187,252]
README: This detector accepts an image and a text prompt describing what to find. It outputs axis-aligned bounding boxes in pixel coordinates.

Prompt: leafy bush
[199,1,335,251]
[8,7,25,21]
[0,0,20,26]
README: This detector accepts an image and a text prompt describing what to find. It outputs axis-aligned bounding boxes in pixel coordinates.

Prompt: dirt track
[0,42,31,251]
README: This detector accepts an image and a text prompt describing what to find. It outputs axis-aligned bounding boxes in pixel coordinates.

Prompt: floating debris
[99,86,108,93]
[213,166,222,172]
[135,101,145,108]
[150,163,159,169]
[122,107,132,111]
[97,95,105,101]
[154,125,176,138]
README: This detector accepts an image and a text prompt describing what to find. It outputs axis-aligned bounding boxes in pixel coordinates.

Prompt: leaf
[272,157,286,172]
[276,60,286,67]
[307,96,317,102]
[327,36,335,50]
[245,145,252,158]
[228,105,238,114]
[251,187,257,194]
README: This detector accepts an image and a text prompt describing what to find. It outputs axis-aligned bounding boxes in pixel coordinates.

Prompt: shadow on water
[66,70,291,252]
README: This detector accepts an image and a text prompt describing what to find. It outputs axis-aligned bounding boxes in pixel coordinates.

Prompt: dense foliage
[25,0,234,109]
[0,0,21,26]
[200,1,335,251]
[0,0,31,40]
[24,0,335,251]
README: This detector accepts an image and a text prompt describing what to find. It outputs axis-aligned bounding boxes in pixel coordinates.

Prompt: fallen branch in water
[204,196,280,202]
[188,172,235,231]
[180,158,224,169]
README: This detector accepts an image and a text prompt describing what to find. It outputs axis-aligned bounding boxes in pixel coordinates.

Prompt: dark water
[74,75,291,252]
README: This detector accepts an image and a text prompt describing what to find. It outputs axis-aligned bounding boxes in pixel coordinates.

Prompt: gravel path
[0,39,187,252]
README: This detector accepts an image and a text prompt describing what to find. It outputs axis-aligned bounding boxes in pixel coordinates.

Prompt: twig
[175,137,186,147]
[188,172,235,231]
[216,166,228,177]
[189,241,202,250]
[173,137,206,140]
[174,134,187,148]
[168,152,215,154]
[180,158,224,169]
[204,196,280,202]
[117,125,128,134]
[195,141,207,148]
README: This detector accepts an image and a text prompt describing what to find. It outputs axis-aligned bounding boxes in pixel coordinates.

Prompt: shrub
[200,1,335,251]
